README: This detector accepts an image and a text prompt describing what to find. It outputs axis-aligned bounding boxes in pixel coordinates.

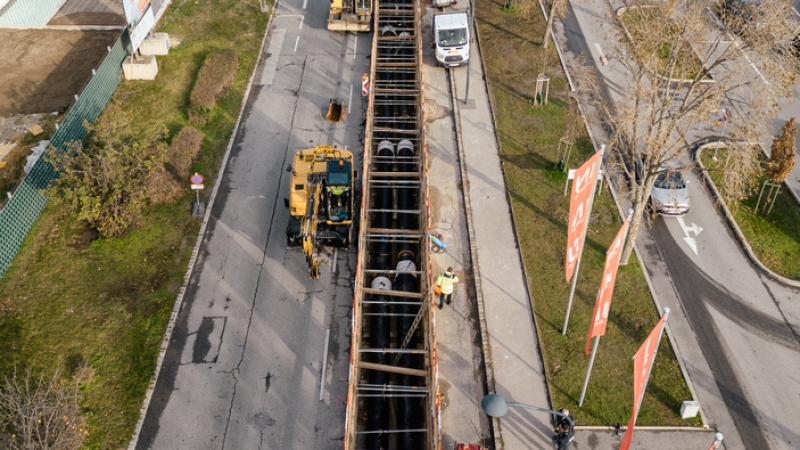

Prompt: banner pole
[563,255,582,335]
[578,335,600,407]
[632,307,670,426]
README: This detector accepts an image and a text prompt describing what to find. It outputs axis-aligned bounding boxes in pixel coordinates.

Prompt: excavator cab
[325,159,352,223]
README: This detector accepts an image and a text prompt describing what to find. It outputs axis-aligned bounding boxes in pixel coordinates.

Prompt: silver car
[650,165,690,216]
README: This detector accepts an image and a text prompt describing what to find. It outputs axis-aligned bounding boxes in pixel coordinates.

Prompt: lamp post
[708,432,723,450]
[464,1,475,104]
[481,394,575,450]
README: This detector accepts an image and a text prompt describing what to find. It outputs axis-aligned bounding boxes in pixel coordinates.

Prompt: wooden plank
[362,287,425,299]
[359,361,427,377]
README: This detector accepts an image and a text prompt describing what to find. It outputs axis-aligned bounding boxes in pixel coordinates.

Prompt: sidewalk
[445,31,554,450]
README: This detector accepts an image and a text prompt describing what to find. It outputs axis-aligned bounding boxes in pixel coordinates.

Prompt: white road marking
[732,39,768,84]
[348,84,353,111]
[320,328,331,401]
[353,33,358,59]
[303,0,308,9]
[299,15,304,30]
[294,36,299,52]
[677,216,704,255]
[593,42,606,59]
[705,9,767,84]
[332,248,338,273]
[261,29,286,85]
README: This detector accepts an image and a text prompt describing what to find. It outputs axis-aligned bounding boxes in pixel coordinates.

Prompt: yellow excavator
[286,146,356,279]
[328,0,371,32]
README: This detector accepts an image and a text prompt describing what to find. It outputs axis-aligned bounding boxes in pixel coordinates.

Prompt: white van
[433,12,470,67]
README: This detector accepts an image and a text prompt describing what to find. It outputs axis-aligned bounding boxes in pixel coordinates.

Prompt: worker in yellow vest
[435,267,459,309]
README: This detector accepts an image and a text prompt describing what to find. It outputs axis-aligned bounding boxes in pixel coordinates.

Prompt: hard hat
[562,409,570,416]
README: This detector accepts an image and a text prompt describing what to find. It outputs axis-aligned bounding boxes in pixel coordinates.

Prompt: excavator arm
[303,178,324,279]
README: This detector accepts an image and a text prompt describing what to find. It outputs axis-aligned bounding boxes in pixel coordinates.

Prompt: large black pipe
[365,139,395,450]
[392,8,421,445]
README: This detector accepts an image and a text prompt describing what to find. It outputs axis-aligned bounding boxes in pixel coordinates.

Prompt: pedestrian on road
[435,267,459,309]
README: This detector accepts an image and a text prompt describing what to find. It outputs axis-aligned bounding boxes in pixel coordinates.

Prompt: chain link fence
[0,30,132,278]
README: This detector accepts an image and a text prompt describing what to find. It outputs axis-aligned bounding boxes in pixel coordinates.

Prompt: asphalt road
[134,0,370,447]
[555,0,800,449]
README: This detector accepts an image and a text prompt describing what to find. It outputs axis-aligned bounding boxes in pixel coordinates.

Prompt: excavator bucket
[325,98,347,122]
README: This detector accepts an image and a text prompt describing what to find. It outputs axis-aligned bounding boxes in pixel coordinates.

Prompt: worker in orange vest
[435,267,459,309]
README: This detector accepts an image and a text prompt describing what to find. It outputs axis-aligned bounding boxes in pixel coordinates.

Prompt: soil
[0,29,121,115]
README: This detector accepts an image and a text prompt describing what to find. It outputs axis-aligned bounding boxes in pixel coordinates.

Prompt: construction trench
[343,0,439,447]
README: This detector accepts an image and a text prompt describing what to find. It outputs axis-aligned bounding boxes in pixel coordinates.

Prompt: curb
[695,142,800,287]
[125,8,274,450]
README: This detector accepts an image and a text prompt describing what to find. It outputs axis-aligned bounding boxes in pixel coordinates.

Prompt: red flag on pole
[586,215,630,355]
[619,312,668,450]
[565,151,603,282]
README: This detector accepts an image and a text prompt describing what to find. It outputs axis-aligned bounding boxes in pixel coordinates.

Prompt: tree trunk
[620,185,649,265]
[543,1,556,48]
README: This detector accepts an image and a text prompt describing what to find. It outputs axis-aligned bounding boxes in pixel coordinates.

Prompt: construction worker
[435,267,459,309]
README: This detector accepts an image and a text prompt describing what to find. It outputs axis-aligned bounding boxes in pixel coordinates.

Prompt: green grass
[478,0,699,426]
[701,149,800,280]
[0,1,269,447]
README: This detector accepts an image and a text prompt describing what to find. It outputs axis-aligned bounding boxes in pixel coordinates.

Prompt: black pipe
[365,140,395,450]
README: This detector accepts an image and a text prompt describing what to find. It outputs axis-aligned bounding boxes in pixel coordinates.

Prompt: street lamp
[709,432,724,450]
[481,394,575,450]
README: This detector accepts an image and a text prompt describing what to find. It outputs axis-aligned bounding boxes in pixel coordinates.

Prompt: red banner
[586,216,630,355]
[620,314,667,450]
[565,151,603,282]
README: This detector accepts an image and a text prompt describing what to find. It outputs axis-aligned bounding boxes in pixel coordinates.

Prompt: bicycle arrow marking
[676,216,703,255]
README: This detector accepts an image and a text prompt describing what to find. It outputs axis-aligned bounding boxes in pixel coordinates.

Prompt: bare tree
[0,366,88,450]
[576,0,799,262]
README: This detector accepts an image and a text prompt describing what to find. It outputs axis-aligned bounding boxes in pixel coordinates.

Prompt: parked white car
[650,163,690,216]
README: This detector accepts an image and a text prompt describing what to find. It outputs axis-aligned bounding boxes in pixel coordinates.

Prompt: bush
[45,118,168,237]
[188,49,239,125]
[167,126,204,180]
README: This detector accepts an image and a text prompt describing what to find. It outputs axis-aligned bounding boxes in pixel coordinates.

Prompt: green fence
[0,30,132,278]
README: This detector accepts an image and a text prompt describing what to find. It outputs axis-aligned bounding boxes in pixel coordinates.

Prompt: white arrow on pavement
[676,216,704,255]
